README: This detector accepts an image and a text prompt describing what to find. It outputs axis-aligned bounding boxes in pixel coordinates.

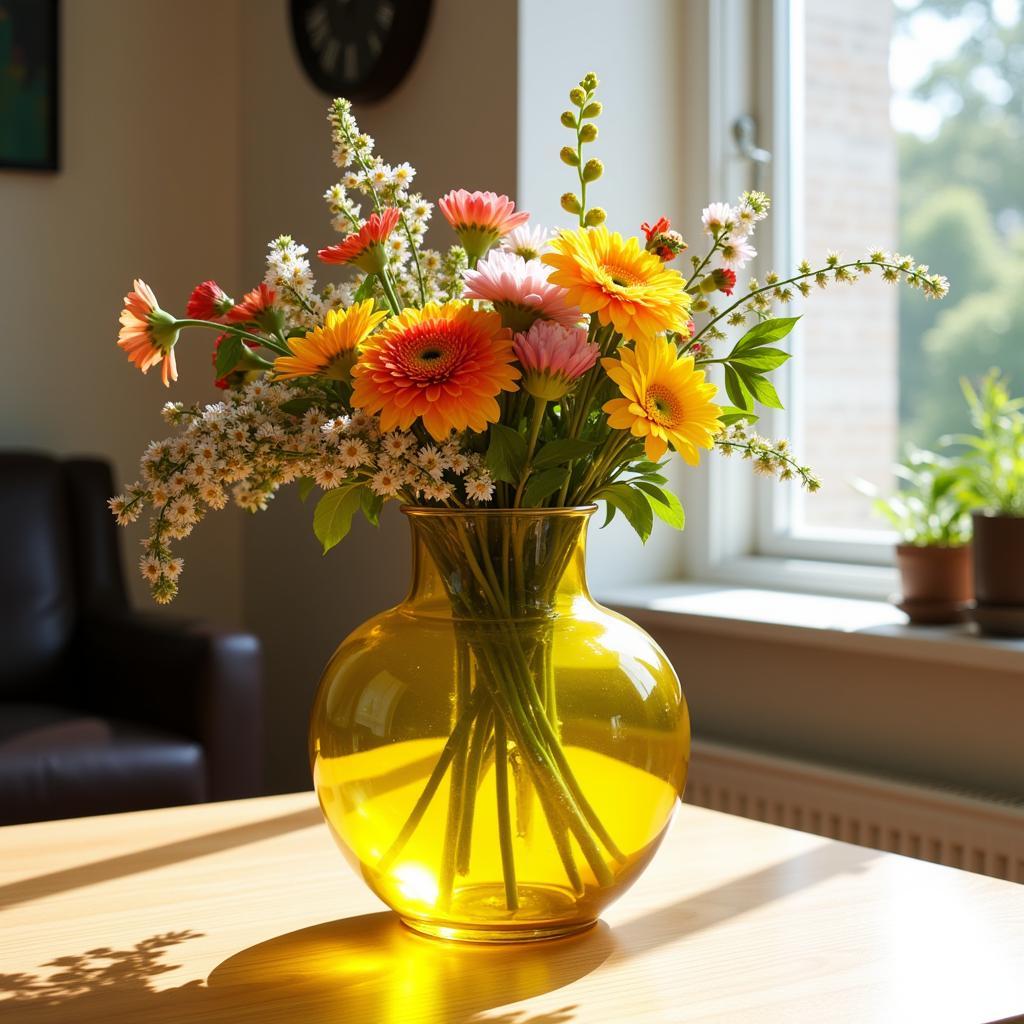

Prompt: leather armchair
[0,452,263,825]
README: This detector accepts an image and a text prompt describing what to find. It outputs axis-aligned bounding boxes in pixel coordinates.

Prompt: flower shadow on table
[0,913,600,1024]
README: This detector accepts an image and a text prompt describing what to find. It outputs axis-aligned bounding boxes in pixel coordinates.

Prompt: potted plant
[858,449,973,624]
[949,372,1024,636]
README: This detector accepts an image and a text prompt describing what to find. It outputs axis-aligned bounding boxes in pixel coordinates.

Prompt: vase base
[400,915,598,944]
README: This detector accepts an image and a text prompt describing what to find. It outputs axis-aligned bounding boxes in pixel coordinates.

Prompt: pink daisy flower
[319,207,401,274]
[117,279,181,387]
[438,189,530,262]
[719,238,757,269]
[463,250,581,332]
[513,320,599,400]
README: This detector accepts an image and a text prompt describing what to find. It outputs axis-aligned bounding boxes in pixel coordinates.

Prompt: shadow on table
[0,842,877,1024]
[0,807,322,912]
[0,913,598,1024]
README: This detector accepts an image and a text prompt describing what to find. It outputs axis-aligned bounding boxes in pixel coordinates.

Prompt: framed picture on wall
[0,0,59,171]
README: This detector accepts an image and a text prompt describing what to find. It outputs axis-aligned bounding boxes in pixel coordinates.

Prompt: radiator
[685,738,1024,883]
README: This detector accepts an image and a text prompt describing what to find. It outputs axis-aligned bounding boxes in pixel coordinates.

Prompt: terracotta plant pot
[971,512,1024,637]
[894,544,973,625]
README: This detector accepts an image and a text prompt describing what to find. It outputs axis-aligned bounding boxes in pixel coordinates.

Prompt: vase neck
[403,509,594,620]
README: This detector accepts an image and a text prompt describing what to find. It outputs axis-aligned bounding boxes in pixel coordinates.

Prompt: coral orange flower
[351,301,520,440]
[273,300,387,381]
[186,280,234,321]
[228,283,283,332]
[438,190,530,262]
[602,334,722,463]
[543,227,692,343]
[319,207,401,274]
[117,279,181,387]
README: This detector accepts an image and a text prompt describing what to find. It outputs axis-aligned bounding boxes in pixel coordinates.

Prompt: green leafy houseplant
[949,370,1024,518]
[857,448,971,547]
[858,448,973,624]
[947,371,1024,635]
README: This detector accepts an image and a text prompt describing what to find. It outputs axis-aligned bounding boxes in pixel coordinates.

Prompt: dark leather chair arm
[79,611,263,800]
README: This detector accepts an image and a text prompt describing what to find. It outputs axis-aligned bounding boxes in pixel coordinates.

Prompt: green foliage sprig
[946,370,1024,517]
[856,447,971,546]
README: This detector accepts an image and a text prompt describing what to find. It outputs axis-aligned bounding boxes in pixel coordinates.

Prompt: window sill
[602,580,1024,674]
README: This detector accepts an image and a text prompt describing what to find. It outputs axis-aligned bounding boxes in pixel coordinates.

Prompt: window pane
[785,0,1024,536]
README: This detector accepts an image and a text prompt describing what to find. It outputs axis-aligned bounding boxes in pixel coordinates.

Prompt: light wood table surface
[1,792,1023,1023]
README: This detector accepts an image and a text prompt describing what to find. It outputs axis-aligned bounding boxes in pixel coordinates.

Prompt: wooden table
[2,793,1023,1023]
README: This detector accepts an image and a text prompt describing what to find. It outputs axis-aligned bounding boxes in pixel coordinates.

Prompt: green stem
[174,319,288,356]
[377,691,480,872]
[691,259,931,345]
[513,399,548,508]
[493,715,519,909]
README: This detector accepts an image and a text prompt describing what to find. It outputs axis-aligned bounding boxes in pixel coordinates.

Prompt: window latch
[733,114,772,165]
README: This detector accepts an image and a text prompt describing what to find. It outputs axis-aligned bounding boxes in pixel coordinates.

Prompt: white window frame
[674,0,898,600]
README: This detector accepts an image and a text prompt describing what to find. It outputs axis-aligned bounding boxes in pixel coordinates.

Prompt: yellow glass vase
[309,507,689,942]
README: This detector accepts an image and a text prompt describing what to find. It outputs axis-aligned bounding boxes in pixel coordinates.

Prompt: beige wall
[0,0,245,626]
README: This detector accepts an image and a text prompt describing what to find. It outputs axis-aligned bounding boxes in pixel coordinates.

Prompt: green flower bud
[559,146,580,166]
[582,101,602,118]
[579,123,598,143]
[582,158,603,183]
[569,87,586,106]
[560,110,577,129]
[584,207,606,227]
[560,192,582,215]
[582,72,599,90]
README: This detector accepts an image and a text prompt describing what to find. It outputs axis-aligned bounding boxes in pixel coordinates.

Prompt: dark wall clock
[290,0,432,102]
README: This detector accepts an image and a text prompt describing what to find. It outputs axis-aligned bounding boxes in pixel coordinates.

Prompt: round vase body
[309,507,689,942]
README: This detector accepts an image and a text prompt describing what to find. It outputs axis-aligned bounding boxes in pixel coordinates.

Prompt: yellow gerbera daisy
[602,335,722,463]
[543,227,692,342]
[351,301,519,440]
[272,300,387,381]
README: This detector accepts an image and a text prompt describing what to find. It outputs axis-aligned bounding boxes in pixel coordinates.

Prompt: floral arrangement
[110,72,949,603]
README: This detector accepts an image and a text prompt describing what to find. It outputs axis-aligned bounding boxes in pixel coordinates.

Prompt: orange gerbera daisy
[351,301,520,440]
[602,334,722,463]
[272,300,387,381]
[543,227,692,342]
[319,207,401,274]
[117,279,181,387]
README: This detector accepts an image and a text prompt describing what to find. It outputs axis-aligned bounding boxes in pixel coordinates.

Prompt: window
[733,0,1024,569]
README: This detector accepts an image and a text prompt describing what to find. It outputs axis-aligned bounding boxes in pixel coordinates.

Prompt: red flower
[186,280,234,321]
[640,217,687,262]
[319,208,401,273]
[641,216,671,242]
[711,267,737,296]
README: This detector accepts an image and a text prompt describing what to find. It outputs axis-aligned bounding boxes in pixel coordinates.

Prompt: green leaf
[718,405,759,427]
[313,485,363,554]
[531,438,599,470]
[597,483,654,542]
[635,482,686,529]
[727,347,792,372]
[214,335,245,377]
[279,397,319,416]
[522,467,571,507]
[353,275,376,303]
[744,373,784,410]
[360,487,384,526]
[724,365,753,411]
[731,316,800,354]
[296,476,316,502]
[485,424,528,484]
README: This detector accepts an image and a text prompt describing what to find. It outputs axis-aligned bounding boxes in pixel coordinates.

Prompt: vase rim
[401,504,598,519]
